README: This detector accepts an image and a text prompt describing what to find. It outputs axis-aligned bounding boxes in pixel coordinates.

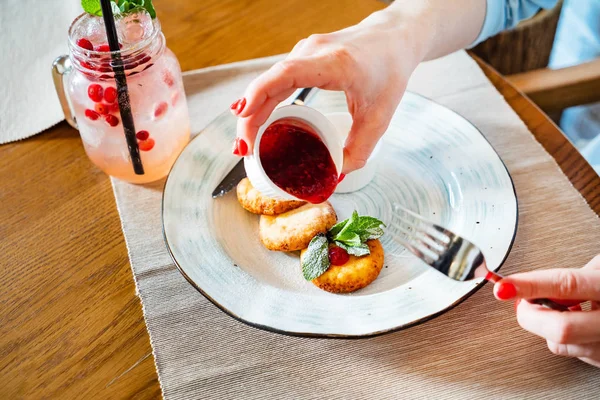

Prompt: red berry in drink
[94,103,109,115]
[80,61,94,70]
[154,102,168,118]
[85,109,100,120]
[96,44,111,52]
[124,60,138,70]
[138,138,155,151]
[76,38,94,51]
[329,246,350,266]
[136,130,150,141]
[163,70,175,87]
[104,114,119,127]
[110,102,120,113]
[88,84,103,102]
[104,87,117,103]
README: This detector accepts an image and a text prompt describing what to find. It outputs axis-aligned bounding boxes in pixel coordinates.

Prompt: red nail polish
[232,138,241,155]
[497,282,517,300]
[485,271,502,283]
[237,138,248,156]
[338,173,346,183]
[230,99,241,111]
[236,97,247,114]
[514,299,521,312]
[568,304,582,312]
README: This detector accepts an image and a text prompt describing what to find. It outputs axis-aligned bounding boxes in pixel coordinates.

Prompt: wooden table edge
[471,53,600,216]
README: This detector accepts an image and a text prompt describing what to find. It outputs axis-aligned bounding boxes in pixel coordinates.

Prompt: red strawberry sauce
[259,118,338,204]
[329,246,350,266]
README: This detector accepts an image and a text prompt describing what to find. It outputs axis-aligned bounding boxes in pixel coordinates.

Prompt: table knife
[211,87,315,198]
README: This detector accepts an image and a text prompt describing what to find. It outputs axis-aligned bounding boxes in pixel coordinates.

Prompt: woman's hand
[494,256,600,368]
[230,0,488,173]
[231,10,425,173]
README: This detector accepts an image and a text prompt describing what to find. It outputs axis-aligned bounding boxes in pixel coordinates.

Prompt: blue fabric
[467,0,600,173]
[549,0,600,174]
[471,0,559,47]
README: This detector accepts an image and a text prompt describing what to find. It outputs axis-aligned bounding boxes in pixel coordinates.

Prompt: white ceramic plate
[162,91,518,338]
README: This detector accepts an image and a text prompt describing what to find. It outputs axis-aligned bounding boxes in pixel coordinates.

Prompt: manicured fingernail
[232,138,241,155]
[496,282,517,300]
[230,98,246,116]
[338,173,346,183]
[485,271,502,283]
[230,99,242,115]
[237,138,248,156]
[568,304,583,312]
[514,299,521,312]
[236,97,247,114]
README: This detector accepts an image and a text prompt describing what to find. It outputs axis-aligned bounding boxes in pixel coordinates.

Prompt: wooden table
[1,1,599,398]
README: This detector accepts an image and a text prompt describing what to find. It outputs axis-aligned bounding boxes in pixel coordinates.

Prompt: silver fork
[390,204,574,311]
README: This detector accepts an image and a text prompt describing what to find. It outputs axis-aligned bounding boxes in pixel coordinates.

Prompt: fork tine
[389,209,455,264]
[387,222,441,262]
[392,208,450,249]
[393,204,451,244]
[393,203,430,221]
[387,219,445,256]
[413,229,447,253]
[394,203,450,244]
[390,232,438,265]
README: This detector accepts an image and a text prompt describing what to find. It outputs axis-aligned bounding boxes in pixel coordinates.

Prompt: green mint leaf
[142,0,156,18]
[334,231,361,247]
[335,241,370,257]
[347,244,371,257]
[328,211,385,258]
[81,0,102,16]
[332,211,359,241]
[124,0,156,18]
[328,218,348,238]
[85,0,155,18]
[302,234,330,281]
[81,0,121,16]
[355,216,386,241]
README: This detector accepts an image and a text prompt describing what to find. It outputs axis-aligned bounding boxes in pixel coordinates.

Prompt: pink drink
[64,12,190,183]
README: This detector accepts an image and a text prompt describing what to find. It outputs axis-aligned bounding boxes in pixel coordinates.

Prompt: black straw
[100,0,144,175]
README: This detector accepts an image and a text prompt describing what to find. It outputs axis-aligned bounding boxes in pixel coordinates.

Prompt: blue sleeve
[469,0,559,47]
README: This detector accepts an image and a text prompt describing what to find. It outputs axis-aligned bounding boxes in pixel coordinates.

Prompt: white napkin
[0,0,81,144]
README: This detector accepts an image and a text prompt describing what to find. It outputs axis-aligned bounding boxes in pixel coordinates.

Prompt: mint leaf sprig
[302,211,386,281]
[302,234,330,281]
[82,0,156,19]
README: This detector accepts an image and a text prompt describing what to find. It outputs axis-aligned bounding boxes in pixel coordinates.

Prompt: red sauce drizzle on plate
[259,118,338,203]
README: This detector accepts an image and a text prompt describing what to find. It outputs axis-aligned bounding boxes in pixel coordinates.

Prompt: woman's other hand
[494,256,600,368]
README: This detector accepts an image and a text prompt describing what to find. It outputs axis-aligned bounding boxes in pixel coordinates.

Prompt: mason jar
[53,11,190,183]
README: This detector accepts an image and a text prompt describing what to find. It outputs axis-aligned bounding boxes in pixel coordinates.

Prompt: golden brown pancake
[236,177,305,215]
[259,202,337,251]
[302,240,384,293]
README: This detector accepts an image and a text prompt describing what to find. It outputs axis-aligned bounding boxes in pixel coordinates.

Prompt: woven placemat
[111,51,600,399]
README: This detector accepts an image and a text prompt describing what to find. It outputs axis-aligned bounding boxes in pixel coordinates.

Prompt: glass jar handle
[52,55,77,129]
